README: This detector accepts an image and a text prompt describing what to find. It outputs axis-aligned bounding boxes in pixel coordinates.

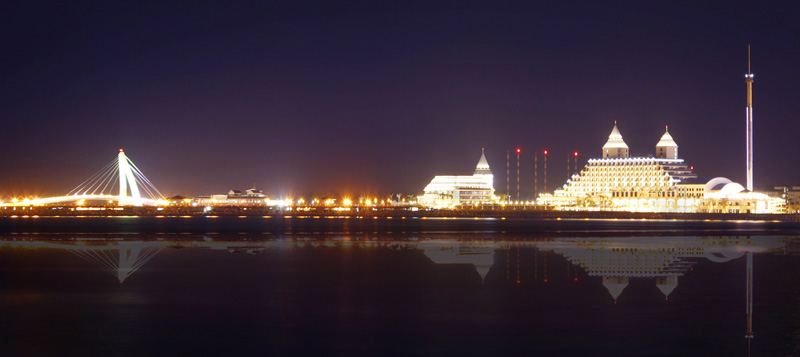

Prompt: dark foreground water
[1,218,799,356]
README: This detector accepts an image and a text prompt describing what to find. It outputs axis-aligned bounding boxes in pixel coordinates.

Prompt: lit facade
[772,186,800,213]
[194,188,282,206]
[418,149,497,208]
[543,124,784,213]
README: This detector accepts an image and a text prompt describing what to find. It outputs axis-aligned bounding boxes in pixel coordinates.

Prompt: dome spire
[602,122,629,158]
[656,125,679,159]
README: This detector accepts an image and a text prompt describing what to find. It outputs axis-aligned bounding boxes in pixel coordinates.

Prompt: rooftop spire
[602,122,629,158]
[656,126,679,159]
[656,126,677,147]
[474,148,492,175]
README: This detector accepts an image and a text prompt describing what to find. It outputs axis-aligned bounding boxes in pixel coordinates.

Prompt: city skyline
[2,2,799,198]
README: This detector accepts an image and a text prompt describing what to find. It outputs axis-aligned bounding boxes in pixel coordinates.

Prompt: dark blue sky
[1,1,799,199]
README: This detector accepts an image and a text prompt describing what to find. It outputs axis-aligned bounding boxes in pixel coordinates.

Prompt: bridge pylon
[118,149,144,206]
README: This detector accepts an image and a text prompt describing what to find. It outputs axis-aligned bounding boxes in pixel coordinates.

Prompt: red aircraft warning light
[543,150,548,155]
[516,148,521,154]
[574,151,578,157]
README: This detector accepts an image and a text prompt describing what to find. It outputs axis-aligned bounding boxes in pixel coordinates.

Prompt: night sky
[2,1,799,199]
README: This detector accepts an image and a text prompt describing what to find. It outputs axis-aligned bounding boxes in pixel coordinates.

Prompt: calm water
[1,218,799,356]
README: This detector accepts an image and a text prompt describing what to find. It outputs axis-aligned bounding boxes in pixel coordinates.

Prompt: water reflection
[0,235,797,355]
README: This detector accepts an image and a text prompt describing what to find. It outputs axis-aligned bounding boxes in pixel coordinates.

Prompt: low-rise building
[194,188,282,207]
[418,149,497,208]
[772,186,800,213]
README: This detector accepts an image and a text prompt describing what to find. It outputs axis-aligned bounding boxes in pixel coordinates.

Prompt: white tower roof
[474,148,492,175]
[602,122,629,150]
[656,126,678,147]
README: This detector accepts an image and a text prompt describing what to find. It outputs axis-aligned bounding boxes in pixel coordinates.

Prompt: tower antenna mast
[745,45,754,192]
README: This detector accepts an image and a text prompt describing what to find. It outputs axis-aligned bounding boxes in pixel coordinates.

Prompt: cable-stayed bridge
[4,149,166,206]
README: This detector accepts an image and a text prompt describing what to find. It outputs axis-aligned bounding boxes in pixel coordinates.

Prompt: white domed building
[543,123,785,214]
[417,149,498,208]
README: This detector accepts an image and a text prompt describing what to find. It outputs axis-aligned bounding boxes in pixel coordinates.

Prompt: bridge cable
[90,161,119,195]
[126,157,165,199]
[68,159,117,196]
[79,161,116,195]
[80,161,117,195]
[98,161,120,195]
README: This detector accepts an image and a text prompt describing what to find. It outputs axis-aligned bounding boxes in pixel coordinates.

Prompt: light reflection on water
[1,234,798,356]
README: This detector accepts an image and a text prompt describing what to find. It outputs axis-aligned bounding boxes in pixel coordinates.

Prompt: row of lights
[286,197,397,206]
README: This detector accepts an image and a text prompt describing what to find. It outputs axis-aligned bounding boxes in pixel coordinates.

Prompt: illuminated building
[417,149,497,208]
[772,186,800,213]
[194,187,281,206]
[543,123,785,213]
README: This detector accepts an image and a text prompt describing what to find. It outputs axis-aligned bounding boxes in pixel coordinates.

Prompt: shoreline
[2,206,800,222]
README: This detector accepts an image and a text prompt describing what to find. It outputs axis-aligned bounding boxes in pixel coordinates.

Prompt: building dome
[720,182,746,195]
[704,177,734,193]
[602,122,629,158]
[656,126,679,159]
